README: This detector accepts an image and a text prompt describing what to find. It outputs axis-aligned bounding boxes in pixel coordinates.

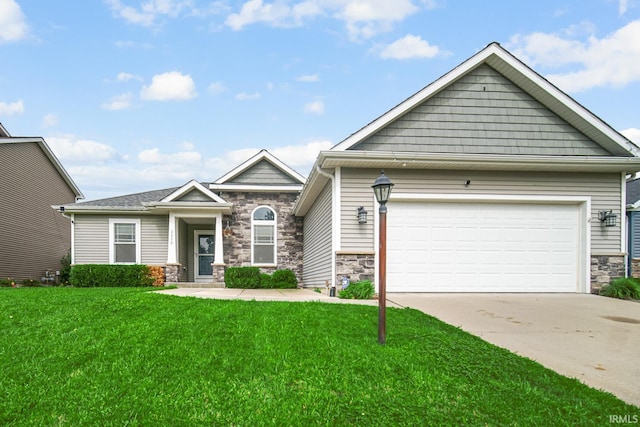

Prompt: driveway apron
[386,293,640,407]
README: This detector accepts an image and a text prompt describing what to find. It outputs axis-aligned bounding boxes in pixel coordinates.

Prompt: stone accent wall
[212,264,225,284]
[165,264,180,283]
[630,259,640,278]
[591,255,625,292]
[220,191,304,284]
[335,253,375,285]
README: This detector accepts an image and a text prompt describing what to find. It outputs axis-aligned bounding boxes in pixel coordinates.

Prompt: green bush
[339,280,375,299]
[0,278,16,287]
[599,277,640,300]
[21,279,41,287]
[224,267,262,289]
[59,249,72,285]
[224,267,298,289]
[271,269,297,289]
[70,264,154,287]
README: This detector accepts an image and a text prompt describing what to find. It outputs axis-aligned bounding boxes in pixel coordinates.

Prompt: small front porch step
[167,282,225,288]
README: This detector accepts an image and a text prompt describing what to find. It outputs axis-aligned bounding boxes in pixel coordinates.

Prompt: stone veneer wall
[630,259,640,278]
[591,255,625,292]
[335,253,375,285]
[220,191,304,284]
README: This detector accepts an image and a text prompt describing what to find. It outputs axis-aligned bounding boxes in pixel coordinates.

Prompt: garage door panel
[387,201,580,292]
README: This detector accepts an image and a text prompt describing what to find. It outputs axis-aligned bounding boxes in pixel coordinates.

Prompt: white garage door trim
[374,194,591,293]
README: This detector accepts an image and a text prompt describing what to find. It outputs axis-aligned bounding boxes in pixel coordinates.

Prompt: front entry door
[194,231,214,281]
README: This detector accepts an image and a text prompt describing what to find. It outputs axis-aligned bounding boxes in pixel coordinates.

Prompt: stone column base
[591,255,625,293]
[212,264,226,286]
[336,252,375,286]
[165,263,182,283]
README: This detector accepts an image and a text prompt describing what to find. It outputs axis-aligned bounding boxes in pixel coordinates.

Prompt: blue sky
[1,0,640,201]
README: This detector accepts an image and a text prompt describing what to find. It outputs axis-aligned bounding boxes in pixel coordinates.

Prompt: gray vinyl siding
[0,142,77,280]
[629,211,640,259]
[73,214,169,265]
[340,168,622,254]
[341,175,376,252]
[302,181,333,286]
[141,216,168,265]
[177,189,212,202]
[351,65,611,156]
[228,160,300,185]
[73,215,109,264]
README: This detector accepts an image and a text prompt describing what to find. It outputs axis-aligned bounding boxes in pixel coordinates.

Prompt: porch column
[167,212,177,264]
[214,213,224,265]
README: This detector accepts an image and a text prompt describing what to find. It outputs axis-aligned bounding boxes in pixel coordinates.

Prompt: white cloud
[105,0,192,27]
[46,135,120,163]
[117,72,143,82]
[226,0,424,41]
[618,0,629,15]
[296,74,319,82]
[304,100,324,115]
[507,20,640,92]
[377,34,443,59]
[622,128,640,144]
[0,99,24,115]
[207,81,228,95]
[42,113,59,128]
[270,140,333,170]
[101,93,134,110]
[235,92,261,100]
[140,71,197,101]
[0,0,29,43]
[138,147,202,164]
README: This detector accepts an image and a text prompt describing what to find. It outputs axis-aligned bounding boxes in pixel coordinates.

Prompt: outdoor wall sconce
[598,210,618,227]
[357,206,368,224]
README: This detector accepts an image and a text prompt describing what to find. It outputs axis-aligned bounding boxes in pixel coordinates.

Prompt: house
[60,42,640,293]
[295,42,640,293]
[59,149,304,284]
[0,123,84,282]
[625,177,640,277]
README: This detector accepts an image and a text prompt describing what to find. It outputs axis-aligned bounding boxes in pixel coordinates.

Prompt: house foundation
[591,255,625,292]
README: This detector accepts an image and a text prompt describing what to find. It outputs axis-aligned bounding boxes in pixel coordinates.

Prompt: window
[252,206,276,265]
[109,219,141,264]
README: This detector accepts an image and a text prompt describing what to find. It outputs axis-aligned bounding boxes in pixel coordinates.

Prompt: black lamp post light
[372,170,394,344]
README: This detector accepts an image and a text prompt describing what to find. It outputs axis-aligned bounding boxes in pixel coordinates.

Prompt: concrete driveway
[387,293,640,407]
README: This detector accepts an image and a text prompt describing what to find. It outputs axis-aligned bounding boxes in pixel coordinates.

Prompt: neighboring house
[59,150,304,284]
[625,177,640,277]
[294,42,640,293]
[0,123,84,281]
[60,43,640,293]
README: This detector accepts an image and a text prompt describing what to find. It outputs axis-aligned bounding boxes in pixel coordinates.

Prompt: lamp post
[372,170,394,344]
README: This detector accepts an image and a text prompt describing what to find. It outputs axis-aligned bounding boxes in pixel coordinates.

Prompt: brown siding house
[0,124,83,281]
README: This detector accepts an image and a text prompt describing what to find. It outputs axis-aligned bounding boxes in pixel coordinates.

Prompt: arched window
[252,206,276,265]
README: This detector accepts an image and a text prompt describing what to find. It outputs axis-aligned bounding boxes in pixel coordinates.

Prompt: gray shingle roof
[69,187,180,208]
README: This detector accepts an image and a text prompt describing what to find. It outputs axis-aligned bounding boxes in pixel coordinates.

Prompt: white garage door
[387,201,580,292]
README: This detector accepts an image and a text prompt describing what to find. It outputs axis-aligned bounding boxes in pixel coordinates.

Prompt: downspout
[316,165,337,287]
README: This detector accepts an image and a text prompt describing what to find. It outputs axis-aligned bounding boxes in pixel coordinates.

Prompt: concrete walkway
[155,288,640,407]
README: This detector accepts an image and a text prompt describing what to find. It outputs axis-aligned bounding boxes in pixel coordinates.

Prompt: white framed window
[251,206,276,265]
[109,218,141,264]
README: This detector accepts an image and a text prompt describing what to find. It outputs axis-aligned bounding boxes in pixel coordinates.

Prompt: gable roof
[332,42,638,157]
[0,134,84,200]
[160,179,227,203]
[294,42,640,216]
[210,149,305,192]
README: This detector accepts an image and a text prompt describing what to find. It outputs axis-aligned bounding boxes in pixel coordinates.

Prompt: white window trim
[109,218,141,264]
[251,206,277,266]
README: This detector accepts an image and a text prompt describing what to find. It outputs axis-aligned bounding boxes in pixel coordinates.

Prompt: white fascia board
[317,150,640,173]
[209,183,303,192]
[161,179,227,203]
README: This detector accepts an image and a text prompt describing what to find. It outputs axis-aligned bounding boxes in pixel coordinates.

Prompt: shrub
[0,278,16,288]
[339,280,375,299]
[21,279,41,287]
[225,267,262,289]
[271,269,298,289]
[599,277,640,300]
[59,250,72,285]
[70,264,154,288]
[260,273,272,289]
[148,266,165,287]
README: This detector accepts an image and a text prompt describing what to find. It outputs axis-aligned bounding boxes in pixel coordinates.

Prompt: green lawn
[0,288,636,426]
